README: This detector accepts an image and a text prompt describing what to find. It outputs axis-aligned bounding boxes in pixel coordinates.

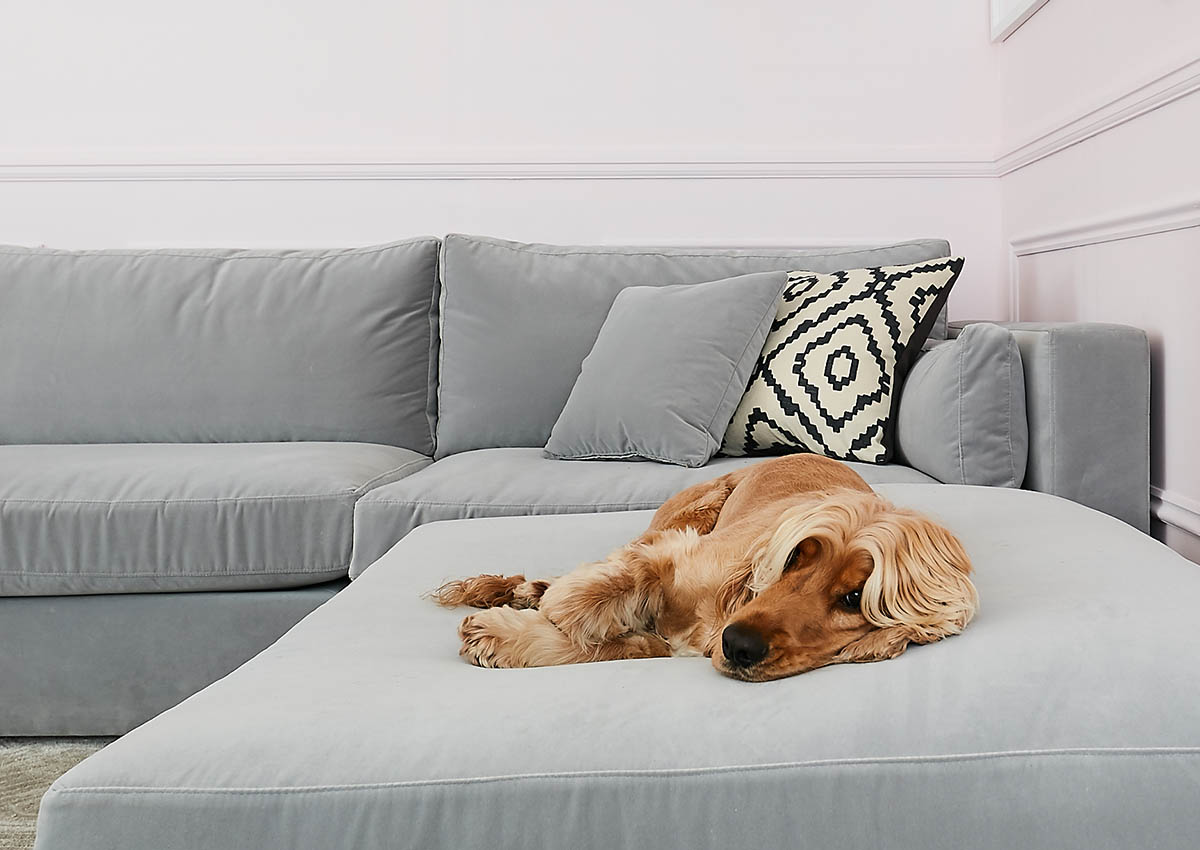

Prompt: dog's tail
[429,574,550,609]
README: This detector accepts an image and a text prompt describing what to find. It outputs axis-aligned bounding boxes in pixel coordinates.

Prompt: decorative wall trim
[4,54,1196,184]
[1010,198,1200,257]
[1008,197,1200,318]
[1009,201,1200,542]
[1006,246,1021,321]
[997,55,1200,176]
[1152,487,1200,539]
[0,157,998,183]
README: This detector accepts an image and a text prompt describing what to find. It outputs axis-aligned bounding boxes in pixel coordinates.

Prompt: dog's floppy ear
[857,509,978,644]
[649,475,736,536]
[714,561,755,616]
[714,521,806,615]
[745,498,855,594]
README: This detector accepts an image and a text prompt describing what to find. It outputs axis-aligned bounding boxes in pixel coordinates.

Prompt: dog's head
[712,492,977,681]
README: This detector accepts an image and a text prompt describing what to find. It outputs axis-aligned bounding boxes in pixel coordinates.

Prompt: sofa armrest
[949,321,1150,532]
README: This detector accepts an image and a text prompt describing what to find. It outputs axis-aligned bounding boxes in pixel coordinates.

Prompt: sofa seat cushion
[349,448,936,577]
[38,488,1200,850]
[0,443,429,595]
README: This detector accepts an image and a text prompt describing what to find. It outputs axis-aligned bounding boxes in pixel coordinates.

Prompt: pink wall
[0,1,1008,321]
[0,1,1003,157]
[998,0,1200,559]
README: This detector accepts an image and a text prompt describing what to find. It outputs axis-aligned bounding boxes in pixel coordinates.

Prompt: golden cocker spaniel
[434,455,977,680]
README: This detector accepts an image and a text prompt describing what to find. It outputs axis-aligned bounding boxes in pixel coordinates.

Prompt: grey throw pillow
[894,322,1028,487]
[544,270,788,468]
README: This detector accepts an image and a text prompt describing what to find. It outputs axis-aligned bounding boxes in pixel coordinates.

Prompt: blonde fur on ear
[748,493,879,594]
[857,509,978,643]
[749,492,978,645]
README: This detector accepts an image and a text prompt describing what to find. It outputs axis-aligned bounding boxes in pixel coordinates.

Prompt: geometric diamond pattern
[721,257,964,463]
[822,345,859,391]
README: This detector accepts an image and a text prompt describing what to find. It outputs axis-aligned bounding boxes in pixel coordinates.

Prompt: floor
[0,739,112,850]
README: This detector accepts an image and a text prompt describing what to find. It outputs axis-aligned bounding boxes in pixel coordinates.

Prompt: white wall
[997,0,1200,559]
[0,0,1007,319]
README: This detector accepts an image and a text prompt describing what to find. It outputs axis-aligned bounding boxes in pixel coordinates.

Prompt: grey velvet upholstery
[895,323,1028,487]
[38,487,1200,850]
[952,321,1151,532]
[435,235,953,457]
[0,582,343,736]
[348,448,937,577]
[0,443,429,595]
[0,239,441,453]
[0,231,1156,749]
[545,271,788,467]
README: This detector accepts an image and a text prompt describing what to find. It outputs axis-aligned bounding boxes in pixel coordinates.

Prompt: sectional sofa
[0,234,1151,737]
[12,234,1200,850]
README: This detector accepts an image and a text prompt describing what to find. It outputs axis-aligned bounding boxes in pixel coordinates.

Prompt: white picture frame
[991,0,1051,42]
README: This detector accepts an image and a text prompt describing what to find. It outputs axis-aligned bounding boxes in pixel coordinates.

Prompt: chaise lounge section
[35,484,1198,850]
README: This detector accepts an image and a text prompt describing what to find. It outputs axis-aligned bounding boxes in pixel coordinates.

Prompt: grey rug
[0,739,113,850]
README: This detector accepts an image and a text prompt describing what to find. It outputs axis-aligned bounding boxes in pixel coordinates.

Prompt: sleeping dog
[433,455,977,681]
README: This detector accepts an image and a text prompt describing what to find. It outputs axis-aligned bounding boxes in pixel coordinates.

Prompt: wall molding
[2,54,1195,184]
[997,55,1200,176]
[1010,198,1200,257]
[1007,197,1200,319]
[1000,58,1200,545]
[1152,487,1200,540]
[0,155,998,183]
[1009,200,1200,540]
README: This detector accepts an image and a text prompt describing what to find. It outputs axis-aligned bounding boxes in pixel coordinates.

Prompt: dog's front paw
[458,609,520,668]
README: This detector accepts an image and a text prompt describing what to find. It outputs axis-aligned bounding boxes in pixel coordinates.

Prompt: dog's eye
[840,590,862,610]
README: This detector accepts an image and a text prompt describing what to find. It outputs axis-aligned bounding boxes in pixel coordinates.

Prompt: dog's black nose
[722,624,768,668]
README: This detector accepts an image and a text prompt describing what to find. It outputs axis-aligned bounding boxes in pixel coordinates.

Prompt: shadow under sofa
[0,234,1150,736]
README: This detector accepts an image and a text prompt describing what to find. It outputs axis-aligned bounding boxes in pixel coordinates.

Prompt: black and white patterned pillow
[721,257,963,463]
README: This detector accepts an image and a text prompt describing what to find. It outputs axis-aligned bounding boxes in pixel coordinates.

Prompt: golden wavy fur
[433,455,977,680]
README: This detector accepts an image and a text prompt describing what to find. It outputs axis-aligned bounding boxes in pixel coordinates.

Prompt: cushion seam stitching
[452,236,946,262]
[49,747,1200,796]
[1006,336,1018,488]
[0,493,358,506]
[0,240,438,262]
[956,334,966,484]
[542,450,701,467]
[362,499,667,510]
[1,565,348,577]
[352,458,432,496]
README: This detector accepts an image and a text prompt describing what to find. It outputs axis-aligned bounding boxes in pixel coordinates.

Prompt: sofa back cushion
[0,239,440,452]
[436,234,953,457]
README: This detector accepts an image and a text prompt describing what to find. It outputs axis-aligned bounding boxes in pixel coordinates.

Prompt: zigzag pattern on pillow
[722,257,963,463]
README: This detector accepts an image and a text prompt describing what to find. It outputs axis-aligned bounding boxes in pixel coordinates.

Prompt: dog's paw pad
[459,612,504,668]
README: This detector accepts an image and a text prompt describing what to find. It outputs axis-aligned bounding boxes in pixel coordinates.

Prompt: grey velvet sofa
[0,234,1151,738]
